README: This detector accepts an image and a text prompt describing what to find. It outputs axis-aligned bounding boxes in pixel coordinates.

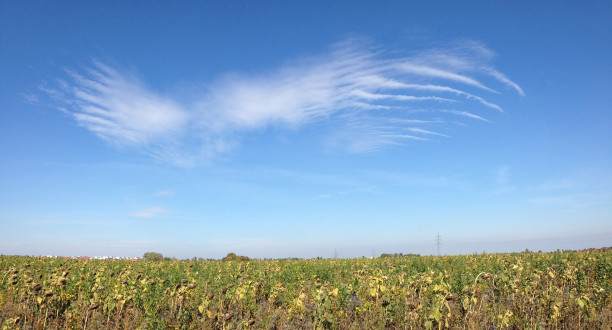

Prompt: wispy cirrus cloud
[528,169,612,212]
[129,207,169,218]
[492,166,518,195]
[44,38,523,165]
[152,190,175,198]
[64,61,188,146]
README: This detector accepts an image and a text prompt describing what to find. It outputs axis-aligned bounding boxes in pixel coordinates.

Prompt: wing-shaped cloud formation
[65,61,188,146]
[45,39,523,165]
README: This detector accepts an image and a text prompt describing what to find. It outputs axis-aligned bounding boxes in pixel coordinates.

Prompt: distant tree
[223,252,237,260]
[143,252,164,261]
[221,252,250,261]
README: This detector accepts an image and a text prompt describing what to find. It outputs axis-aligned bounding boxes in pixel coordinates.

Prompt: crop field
[1,250,611,329]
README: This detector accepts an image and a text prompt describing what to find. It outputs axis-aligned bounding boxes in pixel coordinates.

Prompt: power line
[436,233,442,256]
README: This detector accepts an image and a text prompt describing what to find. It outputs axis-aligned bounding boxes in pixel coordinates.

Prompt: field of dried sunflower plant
[1,249,611,329]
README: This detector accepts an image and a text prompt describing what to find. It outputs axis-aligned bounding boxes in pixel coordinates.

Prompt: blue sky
[1,1,611,259]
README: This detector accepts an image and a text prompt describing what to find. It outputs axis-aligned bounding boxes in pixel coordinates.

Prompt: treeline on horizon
[4,246,610,262]
[126,247,612,261]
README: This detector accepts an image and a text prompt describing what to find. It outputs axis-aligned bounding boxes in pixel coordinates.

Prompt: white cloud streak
[129,207,169,218]
[66,62,188,146]
[153,190,175,198]
[45,39,523,165]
